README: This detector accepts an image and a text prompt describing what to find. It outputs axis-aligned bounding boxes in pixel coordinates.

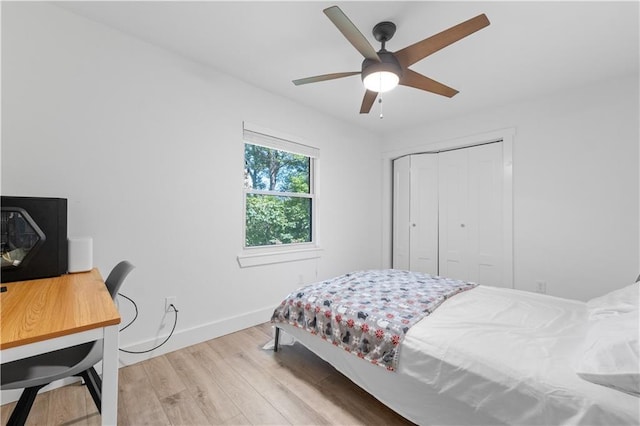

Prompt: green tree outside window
[244,143,313,247]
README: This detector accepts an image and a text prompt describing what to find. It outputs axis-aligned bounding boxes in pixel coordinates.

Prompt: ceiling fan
[293,6,490,114]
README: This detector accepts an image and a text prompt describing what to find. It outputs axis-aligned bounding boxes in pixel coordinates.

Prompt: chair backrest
[104,260,135,299]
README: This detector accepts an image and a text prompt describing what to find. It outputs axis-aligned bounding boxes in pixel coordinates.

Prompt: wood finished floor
[1,323,413,425]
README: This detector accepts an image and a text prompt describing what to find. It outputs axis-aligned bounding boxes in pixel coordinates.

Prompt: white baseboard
[117,305,274,365]
[0,306,275,405]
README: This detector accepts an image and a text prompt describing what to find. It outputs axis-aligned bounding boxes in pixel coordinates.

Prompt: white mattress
[277,285,640,425]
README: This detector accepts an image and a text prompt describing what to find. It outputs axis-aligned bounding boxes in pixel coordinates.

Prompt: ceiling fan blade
[394,14,490,68]
[399,69,459,98]
[360,90,378,114]
[324,6,381,62]
[293,71,361,86]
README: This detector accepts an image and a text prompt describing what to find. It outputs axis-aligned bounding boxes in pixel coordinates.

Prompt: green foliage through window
[244,143,313,247]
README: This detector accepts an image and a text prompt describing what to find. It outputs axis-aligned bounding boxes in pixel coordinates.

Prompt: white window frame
[238,122,322,267]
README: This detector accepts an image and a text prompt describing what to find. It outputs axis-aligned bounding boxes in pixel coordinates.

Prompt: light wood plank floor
[1,323,413,425]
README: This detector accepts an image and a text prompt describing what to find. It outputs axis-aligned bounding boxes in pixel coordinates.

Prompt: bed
[271,269,640,425]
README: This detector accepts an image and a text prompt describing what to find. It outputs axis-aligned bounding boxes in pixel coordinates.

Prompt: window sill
[237,247,322,268]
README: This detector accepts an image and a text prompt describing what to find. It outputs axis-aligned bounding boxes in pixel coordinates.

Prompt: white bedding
[276,285,640,425]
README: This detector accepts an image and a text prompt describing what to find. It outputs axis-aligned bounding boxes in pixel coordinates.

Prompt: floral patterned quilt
[271,269,478,371]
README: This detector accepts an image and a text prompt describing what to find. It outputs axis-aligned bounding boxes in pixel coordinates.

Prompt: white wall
[1,2,383,362]
[381,74,639,301]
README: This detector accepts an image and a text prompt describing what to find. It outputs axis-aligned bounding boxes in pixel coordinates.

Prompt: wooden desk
[1,269,121,425]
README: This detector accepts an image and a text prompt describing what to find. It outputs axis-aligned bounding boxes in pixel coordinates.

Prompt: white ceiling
[56,1,639,134]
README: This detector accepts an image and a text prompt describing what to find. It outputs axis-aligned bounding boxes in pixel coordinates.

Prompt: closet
[393,142,508,287]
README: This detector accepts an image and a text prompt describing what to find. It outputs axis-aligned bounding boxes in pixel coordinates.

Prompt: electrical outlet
[165,296,176,312]
[536,281,547,294]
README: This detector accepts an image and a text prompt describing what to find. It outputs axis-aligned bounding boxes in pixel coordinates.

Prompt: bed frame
[273,326,281,352]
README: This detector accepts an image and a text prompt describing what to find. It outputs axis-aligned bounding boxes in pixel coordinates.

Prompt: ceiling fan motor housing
[361,51,403,83]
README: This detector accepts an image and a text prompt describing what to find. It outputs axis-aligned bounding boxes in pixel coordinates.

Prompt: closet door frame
[382,128,514,288]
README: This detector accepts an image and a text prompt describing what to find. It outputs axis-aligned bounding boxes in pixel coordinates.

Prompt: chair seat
[1,341,100,390]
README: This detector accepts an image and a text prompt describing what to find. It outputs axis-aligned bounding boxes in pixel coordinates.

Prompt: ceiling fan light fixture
[363,70,399,93]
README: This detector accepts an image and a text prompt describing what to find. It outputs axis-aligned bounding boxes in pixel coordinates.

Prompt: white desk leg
[101,324,119,425]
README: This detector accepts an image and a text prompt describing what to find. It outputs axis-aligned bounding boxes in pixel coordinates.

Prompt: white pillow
[587,283,639,320]
[575,309,640,396]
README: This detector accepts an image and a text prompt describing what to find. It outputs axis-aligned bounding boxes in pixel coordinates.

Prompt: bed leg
[274,326,280,352]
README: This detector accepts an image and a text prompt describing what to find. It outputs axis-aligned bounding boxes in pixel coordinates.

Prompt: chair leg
[7,384,46,426]
[79,367,102,414]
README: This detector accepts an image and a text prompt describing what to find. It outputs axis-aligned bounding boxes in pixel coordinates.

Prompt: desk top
[0,269,121,350]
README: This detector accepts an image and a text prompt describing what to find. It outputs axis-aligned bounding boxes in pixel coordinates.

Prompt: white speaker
[68,237,93,273]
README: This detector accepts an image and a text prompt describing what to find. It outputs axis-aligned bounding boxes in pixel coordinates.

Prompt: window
[243,125,318,250]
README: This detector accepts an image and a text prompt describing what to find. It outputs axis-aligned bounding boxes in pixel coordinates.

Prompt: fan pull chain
[379,97,383,119]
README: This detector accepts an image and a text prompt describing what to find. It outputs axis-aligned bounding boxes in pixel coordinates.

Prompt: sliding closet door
[409,154,438,274]
[393,156,411,270]
[438,149,469,280]
[394,142,508,286]
[393,154,438,274]
[438,143,504,286]
[467,143,504,285]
